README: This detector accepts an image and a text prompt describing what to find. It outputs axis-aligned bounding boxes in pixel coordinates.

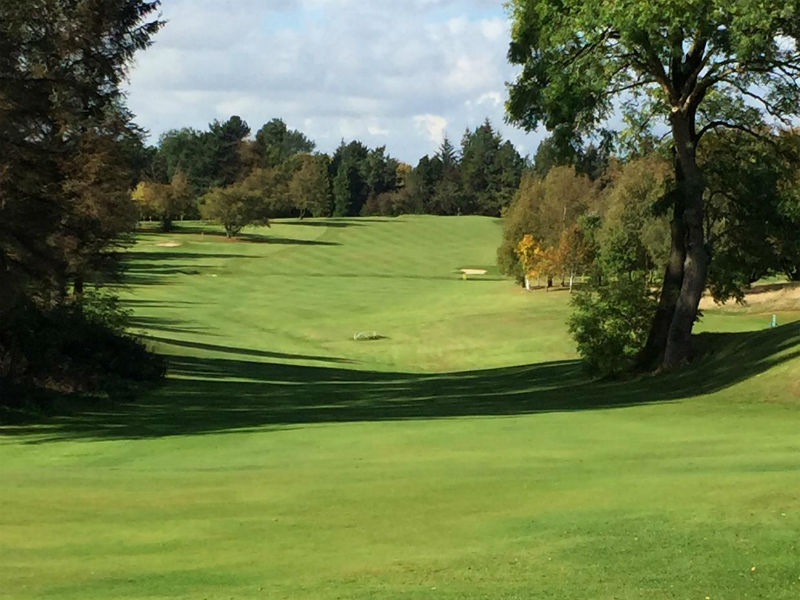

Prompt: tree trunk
[73,276,84,301]
[661,113,709,371]
[637,168,687,370]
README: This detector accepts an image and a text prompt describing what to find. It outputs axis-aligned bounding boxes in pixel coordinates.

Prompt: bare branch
[696,120,772,142]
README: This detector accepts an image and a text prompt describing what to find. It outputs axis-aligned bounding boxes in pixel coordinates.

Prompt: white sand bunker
[157,241,181,248]
[461,268,487,275]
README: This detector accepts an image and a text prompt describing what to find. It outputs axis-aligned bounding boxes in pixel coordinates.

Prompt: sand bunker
[461,268,488,275]
[157,241,181,248]
[699,282,800,311]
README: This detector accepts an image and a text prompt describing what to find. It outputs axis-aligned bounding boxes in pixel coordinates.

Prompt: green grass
[2,216,799,599]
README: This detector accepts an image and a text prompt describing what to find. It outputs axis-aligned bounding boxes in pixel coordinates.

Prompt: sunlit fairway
[2,216,799,599]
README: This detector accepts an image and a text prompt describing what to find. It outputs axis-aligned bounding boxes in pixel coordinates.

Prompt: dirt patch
[699,282,800,312]
[156,241,181,248]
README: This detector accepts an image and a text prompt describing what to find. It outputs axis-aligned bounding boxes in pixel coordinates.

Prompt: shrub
[0,294,164,404]
[568,276,657,377]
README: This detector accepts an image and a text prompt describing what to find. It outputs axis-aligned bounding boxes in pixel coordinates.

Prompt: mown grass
[1,215,799,600]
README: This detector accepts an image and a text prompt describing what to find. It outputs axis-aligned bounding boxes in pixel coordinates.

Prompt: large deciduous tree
[506,1,800,370]
[289,154,332,218]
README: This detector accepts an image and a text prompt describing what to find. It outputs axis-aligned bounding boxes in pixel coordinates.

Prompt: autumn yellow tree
[131,170,194,230]
[516,234,558,290]
[552,224,594,292]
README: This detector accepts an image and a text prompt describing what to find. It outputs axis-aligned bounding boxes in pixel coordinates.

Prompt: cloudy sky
[124,0,546,163]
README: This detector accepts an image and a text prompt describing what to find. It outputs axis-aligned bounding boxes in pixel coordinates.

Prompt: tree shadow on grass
[127,316,217,337]
[2,323,798,442]
[279,220,361,228]
[124,251,256,261]
[110,251,257,287]
[156,227,340,246]
[139,334,357,364]
[278,217,399,226]
[121,299,202,309]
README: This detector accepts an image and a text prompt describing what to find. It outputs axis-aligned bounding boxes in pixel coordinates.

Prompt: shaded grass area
[3,322,798,441]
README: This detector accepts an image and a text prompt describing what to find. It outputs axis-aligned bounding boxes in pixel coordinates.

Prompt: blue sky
[124,0,546,163]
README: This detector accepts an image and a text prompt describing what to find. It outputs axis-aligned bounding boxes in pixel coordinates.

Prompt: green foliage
[364,146,399,198]
[0,296,164,400]
[289,154,332,218]
[703,129,800,299]
[508,0,800,369]
[331,141,369,216]
[332,157,365,217]
[200,183,270,238]
[497,177,541,281]
[132,170,195,230]
[255,118,315,168]
[498,166,597,281]
[507,1,800,139]
[597,156,672,278]
[157,127,214,191]
[569,276,658,376]
[459,120,525,216]
[207,115,251,186]
[0,0,164,392]
[155,116,251,195]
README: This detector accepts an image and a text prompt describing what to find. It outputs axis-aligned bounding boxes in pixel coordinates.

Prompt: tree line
[131,117,526,235]
[0,1,165,401]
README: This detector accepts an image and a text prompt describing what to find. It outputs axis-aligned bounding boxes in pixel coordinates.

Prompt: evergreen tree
[0,0,163,388]
[207,115,251,186]
[255,118,315,168]
[331,141,369,216]
[365,146,399,198]
[0,0,161,310]
[428,136,464,214]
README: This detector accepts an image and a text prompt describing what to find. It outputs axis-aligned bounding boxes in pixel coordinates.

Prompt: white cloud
[413,114,449,146]
[480,18,506,41]
[367,124,390,136]
[124,0,544,161]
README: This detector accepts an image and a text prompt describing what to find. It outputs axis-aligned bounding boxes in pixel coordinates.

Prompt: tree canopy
[507,0,800,370]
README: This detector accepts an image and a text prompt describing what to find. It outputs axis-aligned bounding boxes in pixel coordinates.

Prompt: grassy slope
[115,217,574,372]
[1,216,799,600]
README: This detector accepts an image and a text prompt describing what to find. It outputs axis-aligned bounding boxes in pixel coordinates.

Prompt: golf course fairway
[2,216,799,599]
